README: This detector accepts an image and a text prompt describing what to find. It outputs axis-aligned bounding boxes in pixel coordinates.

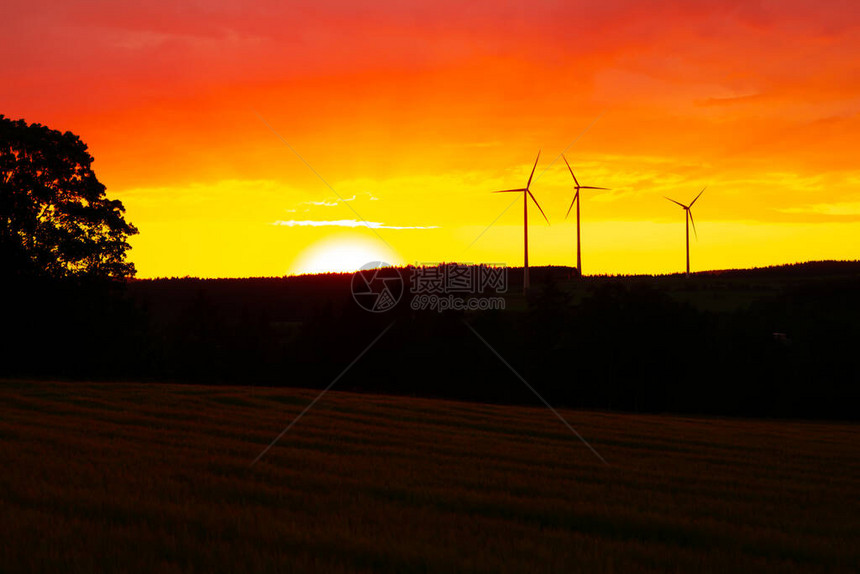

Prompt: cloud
[303,200,340,207]
[302,195,356,207]
[272,219,438,230]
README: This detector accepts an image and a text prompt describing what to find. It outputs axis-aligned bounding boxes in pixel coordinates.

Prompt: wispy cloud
[303,195,357,206]
[272,219,438,230]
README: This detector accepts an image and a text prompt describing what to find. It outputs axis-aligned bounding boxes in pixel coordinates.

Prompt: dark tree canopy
[0,115,137,280]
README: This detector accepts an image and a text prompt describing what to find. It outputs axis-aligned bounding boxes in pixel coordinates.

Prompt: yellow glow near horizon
[117,168,860,278]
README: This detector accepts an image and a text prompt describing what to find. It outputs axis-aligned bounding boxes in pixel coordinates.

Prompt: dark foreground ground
[2,379,858,573]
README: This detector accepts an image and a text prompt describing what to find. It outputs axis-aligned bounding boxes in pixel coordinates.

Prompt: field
[1,379,858,573]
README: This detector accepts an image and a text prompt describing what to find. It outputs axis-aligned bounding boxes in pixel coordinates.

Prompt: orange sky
[4,0,859,276]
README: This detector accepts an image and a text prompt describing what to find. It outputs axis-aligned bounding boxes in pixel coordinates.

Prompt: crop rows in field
[1,379,858,572]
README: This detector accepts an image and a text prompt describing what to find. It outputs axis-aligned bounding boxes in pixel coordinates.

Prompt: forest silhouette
[3,262,858,420]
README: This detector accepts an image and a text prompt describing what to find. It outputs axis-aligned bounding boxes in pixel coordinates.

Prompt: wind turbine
[562,155,610,278]
[665,187,706,276]
[493,151,549,293]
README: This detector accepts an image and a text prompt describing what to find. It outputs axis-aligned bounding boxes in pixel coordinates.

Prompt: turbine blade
[528,190,550,224]
[526,150,541,190]
[690,186,706,207]
[580,186,610,190]
[492,188,527,193]
[664,196,687,209]
[565,192,579,219]
[562,154,580,187]
[688,209,698,239]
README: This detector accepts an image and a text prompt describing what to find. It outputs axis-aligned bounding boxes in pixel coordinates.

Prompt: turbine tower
[562,155,609,278]
[493,151,549,293]
[665,187,706,276]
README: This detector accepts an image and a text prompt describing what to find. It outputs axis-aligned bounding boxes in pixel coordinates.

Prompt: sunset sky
[4,0,859,277]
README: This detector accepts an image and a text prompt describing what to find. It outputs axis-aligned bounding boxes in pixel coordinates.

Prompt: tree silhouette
[0,115,137,279]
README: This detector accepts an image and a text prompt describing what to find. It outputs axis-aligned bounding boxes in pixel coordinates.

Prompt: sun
[290,234,402,275]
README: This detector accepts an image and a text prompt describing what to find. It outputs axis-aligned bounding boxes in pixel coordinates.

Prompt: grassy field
[1,379,858,573]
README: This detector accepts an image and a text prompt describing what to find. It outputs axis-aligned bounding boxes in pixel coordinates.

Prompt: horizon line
[127,259,860,281]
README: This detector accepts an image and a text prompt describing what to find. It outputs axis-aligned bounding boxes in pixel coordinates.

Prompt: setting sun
[290,233,402,275]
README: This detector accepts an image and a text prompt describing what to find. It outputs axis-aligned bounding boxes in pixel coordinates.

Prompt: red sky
[3,0,859,276]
